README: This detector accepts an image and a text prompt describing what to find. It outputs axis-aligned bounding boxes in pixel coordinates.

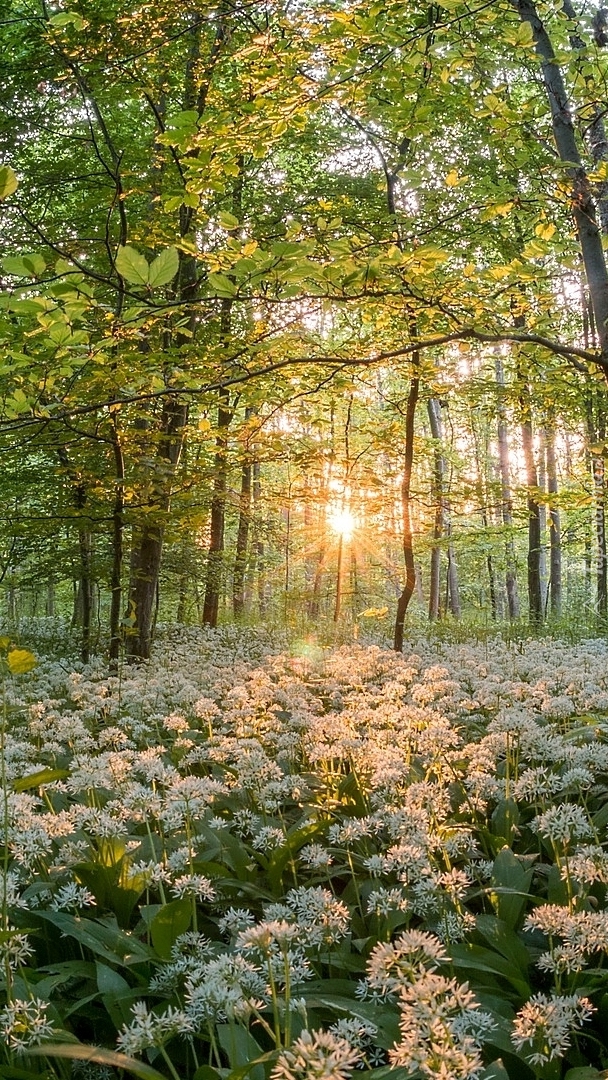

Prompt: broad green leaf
[147,246,179,288]
[7,648,36,674]
[26,1043,167,1080]
[48,11,88,30]
[479,1063,511,1080]
[491,798,520,845]
[194,1068,223,1080]
[3,254,45,277]
[150,897,191,957]
[451,942,530,998]
[218,210,239,229]
[490,848,533,930]
[95,961,130,995]
[115,245,150,286]
[23,254,46,275]
[0,166,18,200]
[475,915,530,975]
[13,767,68,792]
[34,910,154,965]
[217,1025,265,1080]
[207,272,237,297]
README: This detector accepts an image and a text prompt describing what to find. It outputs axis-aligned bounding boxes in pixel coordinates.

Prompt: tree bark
[495,356,520,619]
[519,384,543,626]
[252,460,268,615]
[109,423,125,669]
[233,423,253,619]
[394,373,419,650]
[513,0,608,372]
[545,420,562,617]
[427,397,445,620]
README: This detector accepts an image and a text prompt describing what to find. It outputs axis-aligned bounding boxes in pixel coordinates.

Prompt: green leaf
[474,915,530,976]
[150,897,191,958]
[207,272,237,297]
[217,1025,265,1080]
[48,12,88,30]
[194,1068,223,1080]
[34,910,154,966]
[3,254,45,277]
[490,848,533,930]
[479,1063,511,1080]
[0,166,18,200]
[218,211,239,230]
[451,942,530,998]
[13,767,68,792]
[115,245,150,286]
[26,1043,167,1080]
[147,246,179,288]
[95,961,130,995]
[491,799,520,845]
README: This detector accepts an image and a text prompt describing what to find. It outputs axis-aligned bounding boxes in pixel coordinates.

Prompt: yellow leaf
[358,606,388,618]
[440,67,450,83]
[535,222,556,240]
[492,202,514,218]
[7,648,36,674]
[445,169,459,187]
[0,637,10,651]
[488,265,510,280]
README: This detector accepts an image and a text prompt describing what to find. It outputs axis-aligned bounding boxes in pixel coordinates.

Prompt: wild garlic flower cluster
[4,625,608,1074]
[511,992,595,1066]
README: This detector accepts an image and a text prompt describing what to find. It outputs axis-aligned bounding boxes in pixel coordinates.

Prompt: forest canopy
[2,0,608,658]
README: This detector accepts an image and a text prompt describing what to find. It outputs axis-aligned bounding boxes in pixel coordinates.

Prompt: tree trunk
[545,420,562,617]
[394,373,419,650]
[520,390,543,626]
[109,425,125,669]
[202,388,232,628]
[127,16,228,658]
[127,397,189,659]
[233,446,252,618]
[472,413,497,618]
[513,0,608,373]
[252,460,267,615]
[495,356,520,619]
[427,397,445,621]
[537,428,548,614]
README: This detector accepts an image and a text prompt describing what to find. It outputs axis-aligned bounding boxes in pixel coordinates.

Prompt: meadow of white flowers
[1,622,608,1080]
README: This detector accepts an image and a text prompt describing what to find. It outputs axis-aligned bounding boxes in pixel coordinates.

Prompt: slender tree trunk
[585,391,608,618]
[109,425,125,669]
[427,397,445,620]
[447,538,461,618]
[472,416,497,618]
[233,437,252,619]
[495,356,520,618]
[252,460,267,615]
[45,580,55,617]
[202,386,232,627]
[537,428,548,613]
[520,387,543,626]
[592,449,607,617]
[545,420,562,616]
[394,373,419,650]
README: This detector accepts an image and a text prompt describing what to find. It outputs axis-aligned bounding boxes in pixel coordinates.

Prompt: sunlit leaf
[115,245,150,286]
[0,165,18,200]
[7,648,36,674]
[147,246,179,288]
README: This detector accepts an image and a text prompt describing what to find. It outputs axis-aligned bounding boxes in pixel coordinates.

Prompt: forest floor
[0,622,607,1080]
